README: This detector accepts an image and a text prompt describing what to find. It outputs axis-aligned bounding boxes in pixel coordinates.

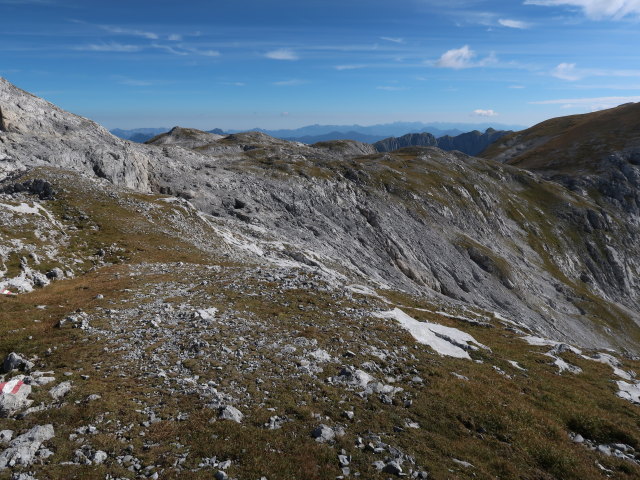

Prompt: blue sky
[1,0,640,130]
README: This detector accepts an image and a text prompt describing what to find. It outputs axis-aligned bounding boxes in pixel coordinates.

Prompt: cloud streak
[498,18,530,28]
[100,25,159,40]
[551,62,640,81]
[265,48,299,60]
[524,0,640,20]
[75,43,141,53]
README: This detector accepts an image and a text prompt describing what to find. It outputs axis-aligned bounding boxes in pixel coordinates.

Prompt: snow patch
[0,202,40,215]
[588,353,634,381]
[616,381,640,404]
[374,308,488,360]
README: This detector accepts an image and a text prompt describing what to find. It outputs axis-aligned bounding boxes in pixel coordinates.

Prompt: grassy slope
[0,168,639,479]
[480,102,640,174]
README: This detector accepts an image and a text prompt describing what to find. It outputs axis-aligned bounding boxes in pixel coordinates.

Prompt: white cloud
[509,85,525,88]
[472,109,499,117]
[435,45,475,69]
[498,18,530,28]
[265,48,299,60]
[434,45,497,69]
[524,0,640,20]
[168,34,183,41]
[76,43,141,52]
[380,36,404,43]
[100,25,159,40]
[551,62,582,81]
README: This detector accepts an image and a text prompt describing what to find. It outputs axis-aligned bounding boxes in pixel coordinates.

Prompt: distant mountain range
[374,128,511,156]
[110,121,525,145]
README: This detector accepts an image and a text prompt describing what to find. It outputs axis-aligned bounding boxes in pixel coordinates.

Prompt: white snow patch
[374,308,488,360]
[521,336,583,374]
[547,354,582,374]
[616,381,640,404]
[521,336,582,354]
[508,360,526,371]
[0,202,40,215]
[587,353,634,381]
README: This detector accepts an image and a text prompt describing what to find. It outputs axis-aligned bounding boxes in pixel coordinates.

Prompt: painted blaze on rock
[0,379,32,418]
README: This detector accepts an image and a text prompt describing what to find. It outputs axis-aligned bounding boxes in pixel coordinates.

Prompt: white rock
[0,424,54,470]
[49,381,72,400]
[219,405,243,423]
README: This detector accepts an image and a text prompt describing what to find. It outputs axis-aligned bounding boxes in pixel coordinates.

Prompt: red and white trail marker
[0,378,25,395]
[0,289,17,296]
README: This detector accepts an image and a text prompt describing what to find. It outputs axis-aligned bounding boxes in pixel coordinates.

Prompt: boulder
[0,424,54,470]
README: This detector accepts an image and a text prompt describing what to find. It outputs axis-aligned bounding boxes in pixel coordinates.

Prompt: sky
[1,0,640,130]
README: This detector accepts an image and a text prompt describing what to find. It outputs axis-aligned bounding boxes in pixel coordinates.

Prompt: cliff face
[373,128,510,156]
[1,77,640,354]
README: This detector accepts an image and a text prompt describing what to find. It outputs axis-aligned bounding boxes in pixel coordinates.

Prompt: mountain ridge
[2,77,640,479]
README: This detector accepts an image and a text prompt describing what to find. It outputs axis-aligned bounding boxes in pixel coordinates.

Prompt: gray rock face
[3,77,640,353]
[374,132,437,152]
[0,424,54,470]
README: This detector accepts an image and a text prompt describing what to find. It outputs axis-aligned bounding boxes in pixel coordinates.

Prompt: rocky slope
[373,128,510,156]
[1,78,640,479]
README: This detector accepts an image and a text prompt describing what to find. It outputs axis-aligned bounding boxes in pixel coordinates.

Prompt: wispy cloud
[530,95,640,110]
[434,45,497,69]
[498,18,530,29]
[272,79,305,86]
[472,109,498,117]
[334,64,367,71]
[113,76,153,87]
[168,34,182,41]
[524,0,640,20]
[380,36,404,43]
[100,25,159,40]
[376,85,407,91]
[551,62,640,81]
[509,85,526,89]
[75,43,141,53]
[265,48,299,60]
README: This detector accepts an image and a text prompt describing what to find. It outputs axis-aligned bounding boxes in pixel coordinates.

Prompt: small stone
[49,381,72,400]
[311,424,335,443]
[219,405,243,423]
[214,471,228,480]
[92,450,108,464]
[383,460,403,475]
[342,411,355,420]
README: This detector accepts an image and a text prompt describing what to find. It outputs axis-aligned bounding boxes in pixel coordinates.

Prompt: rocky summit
[1,78,640,479]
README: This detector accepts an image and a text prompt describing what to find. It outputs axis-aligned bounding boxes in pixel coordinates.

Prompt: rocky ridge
[373,128,510,156]
[2,78,640,353]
